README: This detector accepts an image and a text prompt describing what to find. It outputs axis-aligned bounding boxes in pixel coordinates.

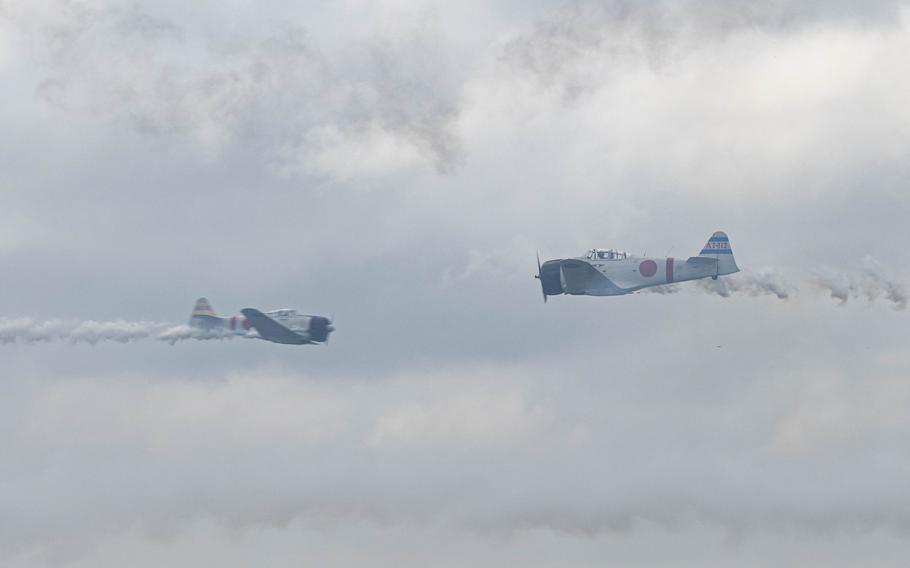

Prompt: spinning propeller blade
[325,314,335,344]
[535,251,547,304]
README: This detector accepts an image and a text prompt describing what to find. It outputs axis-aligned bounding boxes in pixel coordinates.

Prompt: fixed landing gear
[712,275,718,280]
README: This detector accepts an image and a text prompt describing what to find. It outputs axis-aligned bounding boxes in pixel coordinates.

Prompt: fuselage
[191,308,331,343]
[540,247,739,297]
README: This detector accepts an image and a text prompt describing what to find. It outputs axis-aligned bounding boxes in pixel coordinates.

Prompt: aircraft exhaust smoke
[813,256,908,310]
[156,325,234,345]
[0,318,165,345]
[644,268,795,299]
[696,268,796,300]
[0,319,233,345]
[644,260,906,310]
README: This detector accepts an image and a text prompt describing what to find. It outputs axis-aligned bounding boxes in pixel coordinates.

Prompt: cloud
[1,1,910,566]
[4,361,910,559]
[3,1,464,175]
[503,0,907,97]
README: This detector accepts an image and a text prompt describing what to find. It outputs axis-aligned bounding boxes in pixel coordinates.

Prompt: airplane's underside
[253,334,313,345]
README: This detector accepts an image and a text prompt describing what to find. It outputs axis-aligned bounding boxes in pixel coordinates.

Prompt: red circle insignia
[639,259,658,277]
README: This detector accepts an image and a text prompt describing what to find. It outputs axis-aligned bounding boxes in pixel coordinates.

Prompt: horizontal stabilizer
[686,256,718,265]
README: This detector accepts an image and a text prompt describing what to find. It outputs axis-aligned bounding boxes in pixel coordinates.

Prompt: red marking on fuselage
[639,259,658,278]
[666,257,674,283]
[242,318,251,330]
[230,316,237,330]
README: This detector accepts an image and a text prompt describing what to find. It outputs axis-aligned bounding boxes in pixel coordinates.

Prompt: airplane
[535,231,739,301]
[188,298,334,345]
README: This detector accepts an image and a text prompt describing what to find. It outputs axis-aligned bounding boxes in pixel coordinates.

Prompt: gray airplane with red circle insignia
[535,231,739,302]
[188,298,334,345]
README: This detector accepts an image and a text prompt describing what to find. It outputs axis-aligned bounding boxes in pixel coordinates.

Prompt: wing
[560,260,624,295]
[241,308,305,343]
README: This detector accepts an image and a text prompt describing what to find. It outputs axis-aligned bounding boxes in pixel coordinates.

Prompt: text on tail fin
[700,231,733,255]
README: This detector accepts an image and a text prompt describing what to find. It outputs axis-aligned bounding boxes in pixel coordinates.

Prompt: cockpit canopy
[265,309,298,318]
[586,249,628,260]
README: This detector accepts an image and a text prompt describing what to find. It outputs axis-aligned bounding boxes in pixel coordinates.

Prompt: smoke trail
[641,283,681,295]
[0,319,234,345]
[0,318,65,344]
[696,268,796,300]
[69,320,170,344]
[814,256,907,310]
[0,318,168,345]
[642,268,795,299]
[644,259,906,310]
[156,325,234,345]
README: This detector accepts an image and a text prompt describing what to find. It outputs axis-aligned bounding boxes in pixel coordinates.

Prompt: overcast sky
[2,1,910,566]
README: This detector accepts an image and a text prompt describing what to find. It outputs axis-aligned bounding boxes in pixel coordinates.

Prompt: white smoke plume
[641,283,681,295]
[156,325,235,345]
[0,318,233,345]
[696,268,796,300]
[0,318,164,345]
[813,256,908,310]
[644,261,906,309]
[643,268,796,299]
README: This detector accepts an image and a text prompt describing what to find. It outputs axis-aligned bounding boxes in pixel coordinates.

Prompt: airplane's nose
[539,259,565,296]
[309,316,333,343]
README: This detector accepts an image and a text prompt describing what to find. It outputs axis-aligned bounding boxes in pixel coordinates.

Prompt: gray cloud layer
[4,1,464,174]
[1,1,910,566]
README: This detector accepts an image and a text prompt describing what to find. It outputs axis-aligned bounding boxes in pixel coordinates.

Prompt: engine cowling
[539,259,565,296]
[308,316,333,343]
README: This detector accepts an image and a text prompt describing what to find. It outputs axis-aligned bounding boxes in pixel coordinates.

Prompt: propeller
[325,313,335,344]
[535,251,547,304]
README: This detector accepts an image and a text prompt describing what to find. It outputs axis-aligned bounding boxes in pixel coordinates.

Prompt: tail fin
[698,231,739,275]
[189,297,223,329]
